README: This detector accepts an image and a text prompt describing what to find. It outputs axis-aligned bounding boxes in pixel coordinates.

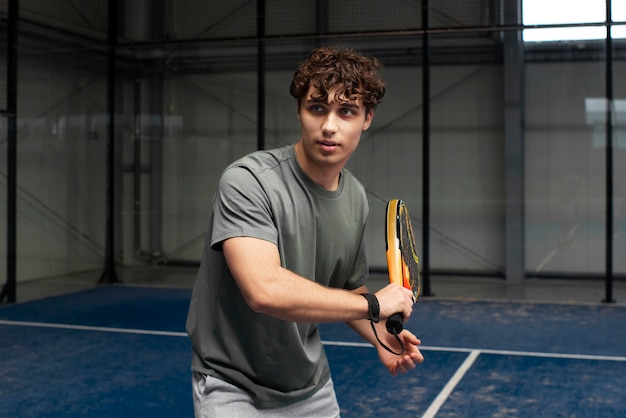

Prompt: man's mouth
[318,140,339,150]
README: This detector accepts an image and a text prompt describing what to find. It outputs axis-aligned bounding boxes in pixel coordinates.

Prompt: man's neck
[294,142,342,191]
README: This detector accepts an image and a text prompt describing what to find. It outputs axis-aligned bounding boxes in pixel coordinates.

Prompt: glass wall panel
[1,0,7,287]
[0,115,5,280]
[266,0,316,36]
[120,0,257,43]
[327,0,422,33]
[428,33,505,274]
[525,41,606,276]
[20,0,107,41]
[264,41,311,151]
[0,0,6,112]
[17,28,107,281]
[119,41,260,264]
[0,35,5,111]
[428,0,502,30]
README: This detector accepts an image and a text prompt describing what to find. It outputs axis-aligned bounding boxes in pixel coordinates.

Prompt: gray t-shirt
[186,145,369,408]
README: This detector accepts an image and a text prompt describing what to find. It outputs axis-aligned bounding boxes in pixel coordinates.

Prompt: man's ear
[362,110,374,131]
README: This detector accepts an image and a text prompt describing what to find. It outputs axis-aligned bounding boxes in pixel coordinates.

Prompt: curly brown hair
[289,46,386,113]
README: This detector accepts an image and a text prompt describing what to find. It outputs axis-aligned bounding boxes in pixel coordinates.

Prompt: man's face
[297,86,374,171]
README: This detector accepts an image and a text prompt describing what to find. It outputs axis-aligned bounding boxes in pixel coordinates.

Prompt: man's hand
[374,283,415,322]
[375,326,424,376]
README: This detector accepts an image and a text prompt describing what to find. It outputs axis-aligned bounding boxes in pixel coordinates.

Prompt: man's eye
[310,105,325,112]
[340,108,355,116]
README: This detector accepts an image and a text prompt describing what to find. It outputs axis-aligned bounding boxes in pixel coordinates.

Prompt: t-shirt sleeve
[210,166,278,250]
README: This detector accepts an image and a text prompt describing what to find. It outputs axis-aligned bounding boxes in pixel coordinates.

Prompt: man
[186,46,423,417]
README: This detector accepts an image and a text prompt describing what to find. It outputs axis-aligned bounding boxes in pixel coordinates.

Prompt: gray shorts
[192,371,341,418]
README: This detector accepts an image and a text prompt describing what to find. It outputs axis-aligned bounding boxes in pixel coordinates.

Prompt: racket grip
[386,313,403,335]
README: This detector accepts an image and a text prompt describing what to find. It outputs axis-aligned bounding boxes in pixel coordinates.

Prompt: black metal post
[98,0,120,284]
[0,0,18,304]
[421,0,433,297]
[603,0,615,303]
[256,0,265,151]
[132,74,142,254]
[315,0,329,40]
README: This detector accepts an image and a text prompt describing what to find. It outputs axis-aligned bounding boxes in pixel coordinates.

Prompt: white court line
[420,345,626,362]
[421,350,481,418]
[3,320,626,363]
[0,319,187,337]
[322,341,626,362]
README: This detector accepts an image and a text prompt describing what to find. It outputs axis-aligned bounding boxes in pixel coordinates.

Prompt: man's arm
[223,236,413,323]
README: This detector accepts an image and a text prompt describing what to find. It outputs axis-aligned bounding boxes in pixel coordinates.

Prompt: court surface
[1,285,625,417]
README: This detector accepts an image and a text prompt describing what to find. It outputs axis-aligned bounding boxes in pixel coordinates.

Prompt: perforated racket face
[398,202,420,301]
[386,199,420,301]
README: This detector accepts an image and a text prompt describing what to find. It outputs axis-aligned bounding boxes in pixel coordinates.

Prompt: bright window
[523,0,626,42]
[615,1,626,21]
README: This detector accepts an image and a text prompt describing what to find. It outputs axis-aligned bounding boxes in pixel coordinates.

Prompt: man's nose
[321,112,338,134]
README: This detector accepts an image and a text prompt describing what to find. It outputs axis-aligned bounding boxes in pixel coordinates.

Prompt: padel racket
[385,199,421,335]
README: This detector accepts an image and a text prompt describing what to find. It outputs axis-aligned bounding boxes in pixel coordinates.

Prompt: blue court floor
[1,284,625,417]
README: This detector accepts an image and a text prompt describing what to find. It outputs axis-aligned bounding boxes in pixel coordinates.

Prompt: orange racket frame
[385,199,420,301]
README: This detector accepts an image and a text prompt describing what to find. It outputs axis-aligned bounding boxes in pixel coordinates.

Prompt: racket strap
[370,320,404,356]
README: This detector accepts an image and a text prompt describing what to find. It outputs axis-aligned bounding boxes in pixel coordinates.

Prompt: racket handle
[386,313,403,335]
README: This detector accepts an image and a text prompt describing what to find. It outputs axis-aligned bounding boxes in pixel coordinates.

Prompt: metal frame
[0,0,18,304]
